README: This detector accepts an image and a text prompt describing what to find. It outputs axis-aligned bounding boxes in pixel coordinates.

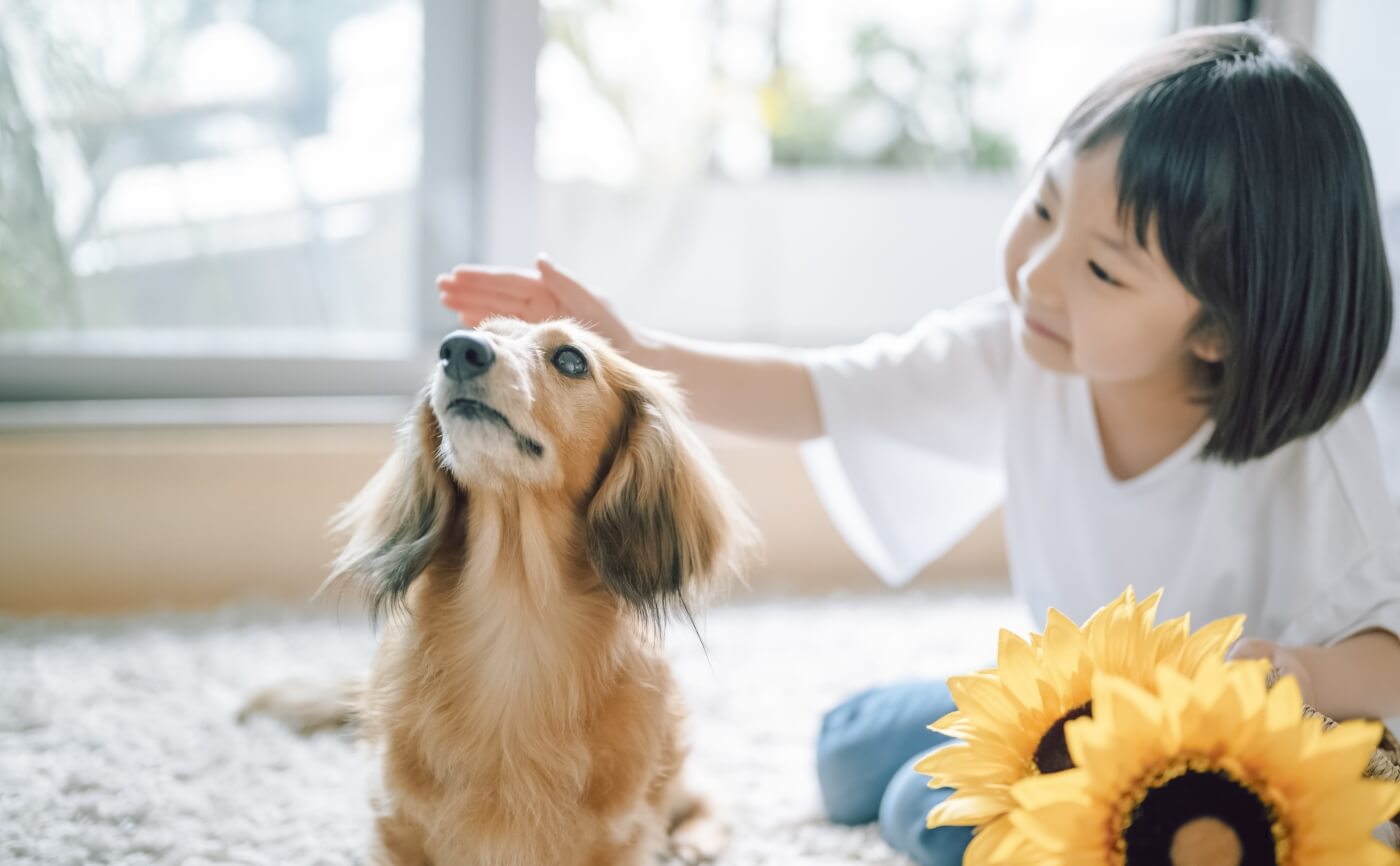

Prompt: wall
[0,424,1008,615]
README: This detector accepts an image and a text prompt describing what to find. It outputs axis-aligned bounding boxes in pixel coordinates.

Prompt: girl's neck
[1088,369,1207,482]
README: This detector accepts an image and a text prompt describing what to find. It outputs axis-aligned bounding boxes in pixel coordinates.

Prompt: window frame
[0,0,538,403]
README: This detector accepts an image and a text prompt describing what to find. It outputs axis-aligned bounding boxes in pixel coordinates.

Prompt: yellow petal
[1135,587,1165,627]
[929,708,963,733]
[1010,769,1093,810]
[948,673,1029,726]
[996,628,1047,713]
[1263,671,1304,730]
[926,789,1014,827]
[1177,614,1246,673]
[1289,720,1386,792]
[1087,674,1162,742]
[969,816,1067,866]
[916,743,1019,786]
[1008,802,1094,854]
[1292,778,1400,838]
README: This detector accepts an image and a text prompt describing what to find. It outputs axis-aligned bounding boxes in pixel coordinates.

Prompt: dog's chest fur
[363,500,679,865]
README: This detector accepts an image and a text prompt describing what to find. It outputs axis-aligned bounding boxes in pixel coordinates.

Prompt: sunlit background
[3,10,1399,863]
[0,0,1397,610]
[3,1,1395,353]
[0,0,1199,348]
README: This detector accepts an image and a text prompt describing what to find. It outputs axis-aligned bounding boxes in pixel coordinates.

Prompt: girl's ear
[1189,316,1228,364]
[322,395,461,622]
[1190,336,1225,364]
[586,366,757,630]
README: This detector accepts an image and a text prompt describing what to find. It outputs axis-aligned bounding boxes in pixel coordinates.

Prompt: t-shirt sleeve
[799,294,1014,587]
[1363,366,1400,506]
[1276,543,1400,648]
[1274,407,1400,648]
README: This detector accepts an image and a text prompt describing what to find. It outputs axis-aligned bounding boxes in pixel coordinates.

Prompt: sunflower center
[1032,701,1092,774]
[1169,817,1242,866]
[1115,758,1284,866]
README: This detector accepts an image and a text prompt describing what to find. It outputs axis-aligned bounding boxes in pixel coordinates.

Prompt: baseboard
[0,424,1008,614]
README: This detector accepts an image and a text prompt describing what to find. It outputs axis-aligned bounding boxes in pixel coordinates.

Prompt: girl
[437,23,1400,865]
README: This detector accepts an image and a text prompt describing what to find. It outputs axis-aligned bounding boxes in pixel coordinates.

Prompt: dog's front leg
[371,806,431,866]
[666,776,727,865]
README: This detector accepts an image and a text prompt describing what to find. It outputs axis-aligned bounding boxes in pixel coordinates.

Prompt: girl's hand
[1228,637,1316,707]
[435,256,638,354]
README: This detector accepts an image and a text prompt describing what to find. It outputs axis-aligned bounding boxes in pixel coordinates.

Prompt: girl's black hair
[1052,21,1392,463]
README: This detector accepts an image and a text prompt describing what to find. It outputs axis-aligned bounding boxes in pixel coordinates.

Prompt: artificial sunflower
[1003,659,1400,866]
[918,587,1244,863]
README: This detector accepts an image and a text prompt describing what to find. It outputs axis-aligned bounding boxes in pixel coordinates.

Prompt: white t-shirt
[1365,363,1400,507]
[802,293,1400,647]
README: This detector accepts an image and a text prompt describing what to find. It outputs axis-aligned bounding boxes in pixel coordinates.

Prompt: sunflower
[1002,659,1400,866]
[918,587,1244,863]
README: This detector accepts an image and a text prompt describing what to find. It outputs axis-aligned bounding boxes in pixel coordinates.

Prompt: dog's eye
[551,346,589,379]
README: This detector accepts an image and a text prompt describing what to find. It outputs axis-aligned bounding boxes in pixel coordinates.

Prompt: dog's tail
[237,674,364,735]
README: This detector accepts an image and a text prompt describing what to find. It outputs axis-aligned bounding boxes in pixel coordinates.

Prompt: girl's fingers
[537,257,588,302]
[438,282,536,305]
[441,268,543,298]
[437,261,578,322]
[438,266,559,312]
[440,289,543,322]
[442,293,534,318]
[440,280,548,311]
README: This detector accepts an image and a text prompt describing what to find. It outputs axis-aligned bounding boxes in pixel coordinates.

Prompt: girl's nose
[1019,244,1066,309]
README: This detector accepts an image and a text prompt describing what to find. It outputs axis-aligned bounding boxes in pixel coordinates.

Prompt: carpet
[0,591,1029,866]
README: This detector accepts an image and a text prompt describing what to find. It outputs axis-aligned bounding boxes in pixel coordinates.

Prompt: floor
[0,591,1029,866]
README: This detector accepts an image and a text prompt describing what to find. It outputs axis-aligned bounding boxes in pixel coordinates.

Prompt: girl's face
[1000,138,1219,386]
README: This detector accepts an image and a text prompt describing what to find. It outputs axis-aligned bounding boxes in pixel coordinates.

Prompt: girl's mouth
[1024,313,1070,345]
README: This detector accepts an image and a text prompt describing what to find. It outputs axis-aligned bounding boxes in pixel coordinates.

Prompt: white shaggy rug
[0,591,1029,866]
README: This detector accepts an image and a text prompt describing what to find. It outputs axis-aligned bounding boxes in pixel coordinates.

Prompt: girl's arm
[1233,631,1400,720]
[437,258,822,441]
[626,327,823,441]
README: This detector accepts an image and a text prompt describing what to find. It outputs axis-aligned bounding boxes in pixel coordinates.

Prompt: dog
[242,318,756,866]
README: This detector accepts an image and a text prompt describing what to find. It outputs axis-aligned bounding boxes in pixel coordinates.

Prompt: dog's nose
[439,330,496,381]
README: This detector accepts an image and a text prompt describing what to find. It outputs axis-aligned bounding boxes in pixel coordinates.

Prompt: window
[1315,0,1400,260]
[538,0,1173,184]
[535,0,1177,345]
[1316,0,1400,502]
[3,0,1182,400]
[1,0,533,400]
[4,1,425,334]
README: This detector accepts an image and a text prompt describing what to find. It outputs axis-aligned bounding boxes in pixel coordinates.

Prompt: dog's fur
[243,318,756,866]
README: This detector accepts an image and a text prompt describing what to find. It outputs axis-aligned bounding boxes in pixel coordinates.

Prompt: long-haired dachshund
[243,318,756,866]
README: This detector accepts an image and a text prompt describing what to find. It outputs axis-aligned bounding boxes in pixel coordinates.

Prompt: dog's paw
[237,676,358,735]
[668,815,727,865]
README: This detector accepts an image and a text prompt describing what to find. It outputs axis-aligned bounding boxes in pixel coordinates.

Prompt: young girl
[437,22,1400,865]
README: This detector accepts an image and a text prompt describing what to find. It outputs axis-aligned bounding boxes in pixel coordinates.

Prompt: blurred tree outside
[0,0,400,333]
[540,0,1019,182]
[763,22,1015,171]
[4,0,1025,332]
[0,12,78,330]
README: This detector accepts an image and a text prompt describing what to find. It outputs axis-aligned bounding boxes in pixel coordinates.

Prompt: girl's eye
[1088,260,1122,287]
[551,345,589,378]
[1033,201,1051,222]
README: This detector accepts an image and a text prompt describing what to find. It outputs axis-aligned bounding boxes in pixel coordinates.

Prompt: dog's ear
[323,395,460,622]
[586,365,757,629]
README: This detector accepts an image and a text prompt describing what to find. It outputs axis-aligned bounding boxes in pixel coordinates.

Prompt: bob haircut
[1050,21,1392,463]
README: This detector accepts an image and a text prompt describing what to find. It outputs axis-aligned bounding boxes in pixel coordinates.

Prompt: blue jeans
[816,680,973,866]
